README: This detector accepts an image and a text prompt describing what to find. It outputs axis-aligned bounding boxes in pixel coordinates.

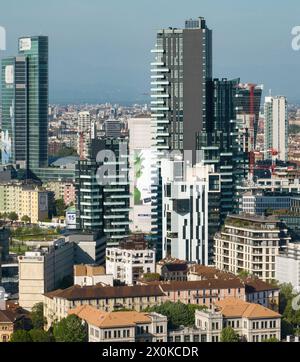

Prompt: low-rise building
[214,214,291,282]
[106,235,155,285]
[195,298,281,342]
[156,258,188,281]
[44,278,245,327]
[187,265,280,311]
[276,242,300,292]
[0,309,25,342]
[69,305,167,342]
[44,284,165,327]
[74,264,113,287]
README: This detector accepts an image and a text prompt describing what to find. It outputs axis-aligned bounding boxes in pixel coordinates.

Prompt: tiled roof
[158,279,244,292]
[44,284,164,301]
[69,305,151,328]
[215,298,281,319]
[163,264,188,272]
[0,310,22,323]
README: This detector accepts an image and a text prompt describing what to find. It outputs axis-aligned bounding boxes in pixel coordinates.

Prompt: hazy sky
[1,0,300,104]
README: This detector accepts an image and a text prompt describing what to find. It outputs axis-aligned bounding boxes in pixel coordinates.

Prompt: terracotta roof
[244,278,280,293]
[215,298,281,319]
[74,264,105,277]
[0,310,22,323]
[158,279,244,292]
[44,284,164,301]
[69,305,151,328]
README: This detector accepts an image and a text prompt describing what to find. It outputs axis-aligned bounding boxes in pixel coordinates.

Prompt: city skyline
[0,0,300,104]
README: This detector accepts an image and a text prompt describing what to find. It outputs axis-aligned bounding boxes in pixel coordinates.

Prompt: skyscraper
[1,36,49,171]
[76,138,130,246]
[151,16,212,161]
[150,17,212,260]
[264,96,288,162]
[18,36,49,170]
[1,56,27,167]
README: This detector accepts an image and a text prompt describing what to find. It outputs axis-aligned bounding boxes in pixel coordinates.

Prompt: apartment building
[44,181,76,206]
[74,264,113,287]
[161,158,220,264]
[106,236,155,285]
[195,298,281,342]
[214,214,291,282]
[18,238,74,310]
[157,258,188,282]
[69,305,167,342]
[0,182,48,223]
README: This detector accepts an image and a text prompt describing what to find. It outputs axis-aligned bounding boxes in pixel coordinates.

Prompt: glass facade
[1,36,49,172]
[19,36,49,169]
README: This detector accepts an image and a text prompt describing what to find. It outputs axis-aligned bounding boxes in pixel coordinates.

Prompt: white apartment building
[128,117,153,234]
[264,96,288,162]
[195,298,281,342]
[106,238,156,285]
[276,242,300,292]
[214,214,291,282]
[161,157,219,264]
[18,238,74,310]
[70,305,167,342]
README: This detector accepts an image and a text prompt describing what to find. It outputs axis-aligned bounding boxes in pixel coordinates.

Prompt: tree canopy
[220,326,240,342]
[53,315,87,342]
[145,301,207,329]
[30,303,46,330]
[29,329,52,342]
[10,330,32,342]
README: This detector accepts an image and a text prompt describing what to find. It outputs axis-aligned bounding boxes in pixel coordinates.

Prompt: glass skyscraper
[1,36,49,171]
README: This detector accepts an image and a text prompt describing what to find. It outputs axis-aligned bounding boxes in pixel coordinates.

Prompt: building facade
[18,238,74,310]
[214,214,291,282]
[106,239,156,285]
[195,298,281,342]
[161,157,220,264]
[264,96,288,162]
[69,305,167,342]
[0,182,48,223]
[276,242,300,292]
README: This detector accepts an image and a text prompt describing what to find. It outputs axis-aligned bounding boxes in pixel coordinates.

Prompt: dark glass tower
[18,36,49,170]
[1,56,28,167]
[151,17,212,161]
[1,36,49,171]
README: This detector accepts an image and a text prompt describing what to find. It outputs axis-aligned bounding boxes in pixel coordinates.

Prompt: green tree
[21,215,31,224]
[8,212,18,222]
[53,315,87,342]
[10,330,32,342]
[145,302,207,329]
[29,329,52,342]
[237,270,251,278]
[264,337,279,342]
[55,199,67,217]
[220,327,239,342]
[30,303,46,330]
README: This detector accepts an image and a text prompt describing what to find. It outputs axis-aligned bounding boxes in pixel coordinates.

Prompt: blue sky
[0,0,300,103]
